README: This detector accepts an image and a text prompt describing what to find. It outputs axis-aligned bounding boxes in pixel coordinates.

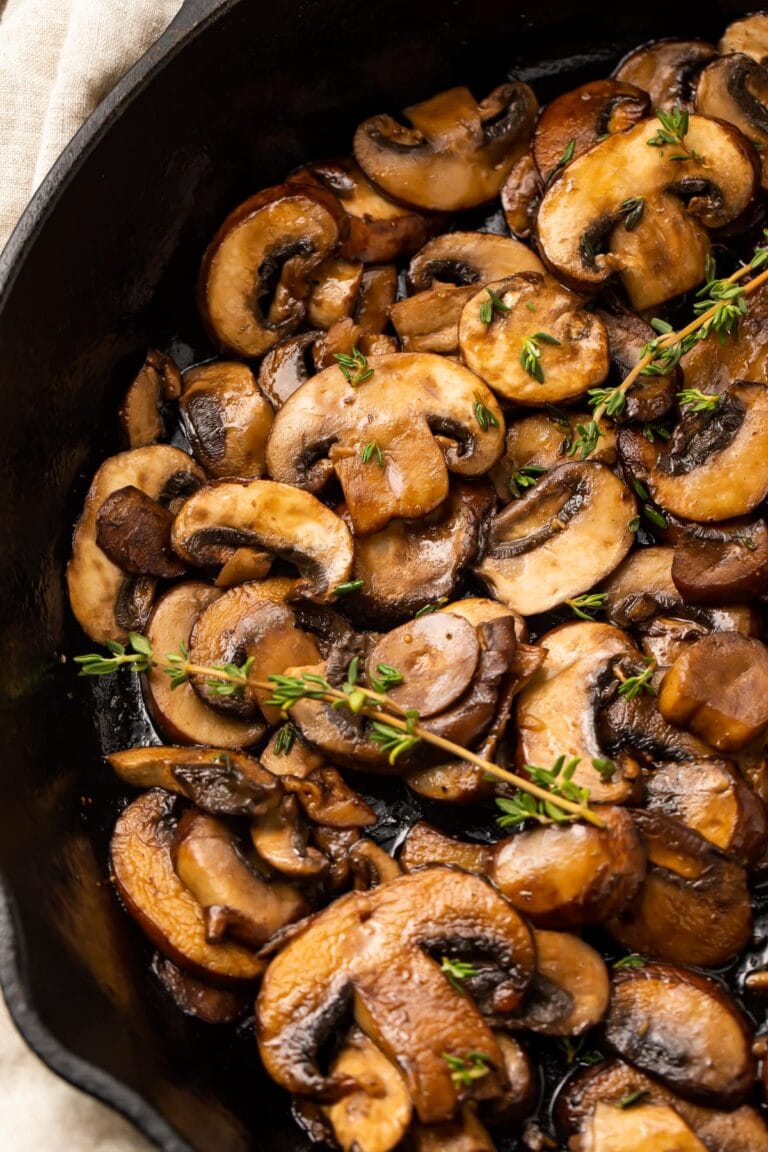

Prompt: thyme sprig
[479,287,511,324]
[565,593,608,621]
[76,636,604,827]
[496,756,590,828]
[677,388,720,413]
[442,1052,491,1089]
[616,659,656,700]
[647,107,705,164]
[473,392,499,431]
[618,196,645,231]
[441,957,480,994]
[613,954,646,970]
[334,347,373,386]
[273,723,296,756]
[520,332,562,383]
[361,440,384,467]
[543,137,576,188]
[561,1036,604,1066]
[508,463,547,500]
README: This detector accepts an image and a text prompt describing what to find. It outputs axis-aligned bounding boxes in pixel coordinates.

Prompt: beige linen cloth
[0,3,184,1147]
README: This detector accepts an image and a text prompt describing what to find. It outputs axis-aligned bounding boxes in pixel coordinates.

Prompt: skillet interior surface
[0,0,759,1148]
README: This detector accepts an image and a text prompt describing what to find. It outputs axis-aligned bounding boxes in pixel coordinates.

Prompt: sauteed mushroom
[575,1101,707,1151]
[95,486,184,579]
[671,517,768,603]
[306,257,364,329]
[321,1027,413,1152]
[613,39,718,110]
[501,151,540,239]
[511,930,610,1036]
[697,53,768,187]
[490,410,617,504]
[119,349,181,449]
[249,795,329,880]
[598,310,677,422]
[354,84,537,211]
[408,231,544,292]
[532,80,650,178]
[198,182,348,357]
[720,12,768,65]
[179,361,273,479]
[680,281,768,396]
[151,954,252,1025]
[257,330,320,408]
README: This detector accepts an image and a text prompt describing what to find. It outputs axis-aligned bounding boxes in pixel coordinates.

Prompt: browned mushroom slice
[613,39,718,111]
[410,1106,496,1151]
[680,281,768,396]
[110,790,263,980]
[256,867,535,1121]
[144,582,265,748]
[646,758,767,863]
[198,182,348,358]
[607,810,751,967]
[697,54,768,187]
[598,310,677,422]
[349,840,403,890]
[285,768,376,829]
[354,83,537,212]
[320,1027,412,1152]
[171,479,353,600]
[511,930,610,1038]
[257,331,320,409]
[559,1059,768,1152]
[260,726,326,779]
[291,155,439,263]
[721,13,768,65]
[288,664,398,774]
[172,808,309,948]
[475,463,635,617]
[366,613,481,718]
[536,117,757,309]
[459,273,610,405]
[266,352,504,536]
[620,383,768,522]
[107,745,279,817]
[398,822,490,875]
[390,284,477,354]
[250,795,329,880]
[346,481,495,624]
[213,546,273,587]
[483,1034,536,1126]
[501,152,540,239]
[95,486,185,579]
[187,578,320,720]
[409,231,544,293]
[532,80,650,179]
[67,446,205,644]
[659,631,768,750]
[179,361,273,479]
[491,807,646,929]
[305,257,363,330]
[119,349,181,449]
[605,963,755,1107]
[354,264,397,333]
[516,622,644,803]
[671,516,768,602]
[151,954,252,1024]
[490,411,617,504]
[575,1100,707,1152]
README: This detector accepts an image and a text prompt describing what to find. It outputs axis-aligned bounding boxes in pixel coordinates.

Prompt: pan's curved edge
[0,880,194,1151]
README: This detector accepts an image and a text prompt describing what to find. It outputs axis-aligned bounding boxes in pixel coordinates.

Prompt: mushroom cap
[532,79,650,179]
[179,361,273,479]
[720,12,768,66]
[511,929,610,1036]
[408,230,544,291]
[266,352,505,536]
[354,83,538,211]
[198,182,348,358]
[697,53,768,188]
[490,410,617,504]
[67,445,204,644]
[535,116,758,308]
[171,479,354,601]
[613,38,718,111]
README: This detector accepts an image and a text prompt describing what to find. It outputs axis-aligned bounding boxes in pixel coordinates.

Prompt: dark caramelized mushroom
[257,331,320,409]
[408,231,543,292]
[110,791,263,980]
[398,822,490,875]
[598,310,677,422]
[671,517,768,602]
[250,795,329,880]
[95,486,184,578]
[152,954,252,1024]
[198,182,348,357]
[119,349,181,449]
[256,867,535,1121]
[512,930,610,1036]
[285,768,376,829]
[532,80,650,178]
[697,53,768,187]
[614,39,718,111]
[179,361,273,479]
[354,83,537,211]
[349,840,403,889]
[604,963,755,1107]
[607,810,751,967]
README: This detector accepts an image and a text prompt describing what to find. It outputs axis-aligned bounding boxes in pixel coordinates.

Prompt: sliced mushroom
[680,280,768,396]
[516,622,645,803]
[490,411,617,504]
[409,1106,496,1151]
[575,1100,707,1152]
[619,383,768,522]
[483,1033,536,1126]
[257,331,320,409]
[312,826,360,894]
[213,546,273,587]
[144,582,265,748]
[260,726,326,779]
[721,13,768,66]
[646,758,767,863]
[658,631,768,751]
[151,954,252,1024]
[110,790,263,980]
[559,1059,768,1152]
[697,53,768,187]
[672,516,768,602]
[305,257,364,330]
[511,930,610,1036]
[107,745,279,817]
[355,264,398,334]
[607,810,752,967]
[284,768,376,830]
[171,479,354,600]
[598,310,677,422]
[408,231,544,292]
[354,83,537,211]
[349,840,403,889]
[390,284,478,354]
[604,963,755,1107]
[256,867,535,1121]
[67,446,204,644]
[532,80,650,179]
[345,481,495,624]
[172,808,309,947]
[366,613,480,718]
[198,182,348,357]
[475,463,635,618]
[321,1027,413,1152]
[95,486,185,579]
[491,807,646,929]
[535,117,757,309]
[266,352,504,536]
[613,39,718,111]
[179,361,273,479]
[398,822,490,875]
[501,152,540,239]
[250,795,330,880]
[291,155,438,263]
[459,273,610,405]
[119,349,181,449]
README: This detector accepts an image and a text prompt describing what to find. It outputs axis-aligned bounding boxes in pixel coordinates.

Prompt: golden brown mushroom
[697,53,768,188]
[321,1027,413,1152]
[511,930,610,1036]
[575,1100,707,1152]
[179,361,273,479]
[671,517,768,602]
[613,39,718,111]
[490,410,617,504]
[532,80,650,179]
[720,12,768,65]
[119,349,181,449]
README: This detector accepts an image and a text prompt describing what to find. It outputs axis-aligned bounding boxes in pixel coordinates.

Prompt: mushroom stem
[590,262,768,444]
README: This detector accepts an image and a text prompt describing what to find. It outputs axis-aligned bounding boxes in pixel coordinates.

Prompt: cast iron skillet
[0,0,755,1147]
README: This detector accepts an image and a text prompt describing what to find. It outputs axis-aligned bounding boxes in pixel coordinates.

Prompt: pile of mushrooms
[66,12,768,1151]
